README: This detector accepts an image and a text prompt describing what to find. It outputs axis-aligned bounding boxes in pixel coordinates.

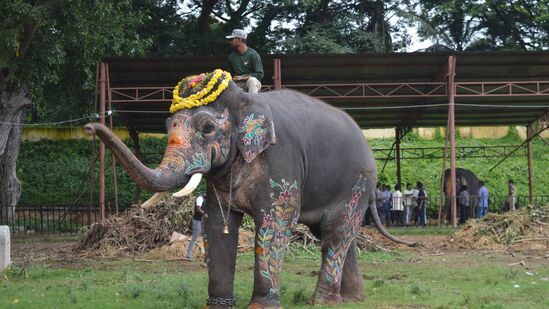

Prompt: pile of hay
[73,193,194,256]
[73,191,395,258]
[144,229,256,260]
[451,206,549,252]
[290,224,396,252]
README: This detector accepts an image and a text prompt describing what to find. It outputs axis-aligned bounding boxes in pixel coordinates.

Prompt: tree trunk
[0,87,30,224]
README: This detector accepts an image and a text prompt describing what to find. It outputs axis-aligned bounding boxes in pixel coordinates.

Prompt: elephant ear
[235,101,276,163]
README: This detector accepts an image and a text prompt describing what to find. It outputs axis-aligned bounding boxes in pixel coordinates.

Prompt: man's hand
[233,75,250,81]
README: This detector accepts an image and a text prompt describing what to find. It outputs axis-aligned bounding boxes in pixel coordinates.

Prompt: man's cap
[226,29,247,40]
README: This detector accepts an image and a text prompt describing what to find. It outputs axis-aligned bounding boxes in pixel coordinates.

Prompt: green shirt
[228,48,264,80]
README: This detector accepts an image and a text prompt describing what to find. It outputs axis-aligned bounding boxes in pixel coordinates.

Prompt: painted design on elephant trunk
[240,114,269,146]
[185,153,208,174]
[256,179,299,298]
[325,175,367,291]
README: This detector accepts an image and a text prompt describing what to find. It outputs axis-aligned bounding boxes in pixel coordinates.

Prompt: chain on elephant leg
[311,175,368,304]
[249,178,299,309]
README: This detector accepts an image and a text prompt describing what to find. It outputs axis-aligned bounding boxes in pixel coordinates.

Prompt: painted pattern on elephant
[185,153,208,174]
[256,179,299,298]
[325,175,368,289]
[240,114,269,146]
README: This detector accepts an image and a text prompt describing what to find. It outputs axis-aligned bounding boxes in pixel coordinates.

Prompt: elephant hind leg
[340,241,365,302]
[310,175,368,305]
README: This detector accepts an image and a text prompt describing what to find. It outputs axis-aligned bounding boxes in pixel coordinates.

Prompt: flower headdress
[170,69,232,113]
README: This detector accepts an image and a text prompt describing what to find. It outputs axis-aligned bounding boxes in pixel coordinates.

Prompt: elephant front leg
[249,179,300,309]
[204,208,243,309]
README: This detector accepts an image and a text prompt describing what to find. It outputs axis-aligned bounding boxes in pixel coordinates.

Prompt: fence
[1,195,548,238]
[372,194,549,227]
[0,204,128,238]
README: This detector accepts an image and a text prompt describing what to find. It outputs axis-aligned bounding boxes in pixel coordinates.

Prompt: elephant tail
[369,192,417,247]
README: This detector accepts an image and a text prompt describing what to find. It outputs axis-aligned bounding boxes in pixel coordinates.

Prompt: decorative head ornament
[170,69,232,113]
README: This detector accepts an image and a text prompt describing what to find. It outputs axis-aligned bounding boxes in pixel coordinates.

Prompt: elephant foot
[308,293,342,305]
[248,301,282,309]
[341,291,365,303]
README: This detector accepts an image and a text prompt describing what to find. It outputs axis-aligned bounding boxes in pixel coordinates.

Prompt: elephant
[442,168,480,221]
[84,69,413,308]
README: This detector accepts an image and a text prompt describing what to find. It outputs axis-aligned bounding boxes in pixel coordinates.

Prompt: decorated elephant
[84,69,413,308]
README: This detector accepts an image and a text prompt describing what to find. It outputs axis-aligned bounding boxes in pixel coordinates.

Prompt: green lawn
[2,242,548,309]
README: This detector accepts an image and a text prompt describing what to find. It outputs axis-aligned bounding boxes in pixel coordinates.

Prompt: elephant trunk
[369,193,417,247]
[84,123,189,192]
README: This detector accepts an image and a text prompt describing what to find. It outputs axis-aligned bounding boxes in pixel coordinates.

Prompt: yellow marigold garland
[170,69,232,113]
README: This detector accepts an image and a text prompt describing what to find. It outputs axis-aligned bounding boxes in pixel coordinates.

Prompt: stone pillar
[0,226,11,271]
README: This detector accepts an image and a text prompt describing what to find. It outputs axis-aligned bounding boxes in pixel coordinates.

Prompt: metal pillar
[106,63,119,214]
[527,125,534,206]
[273,59,282,90]
[438,124,449,226]
[447,56,457,227]
[99,62,106,222]
[90,63,99,225]
[395,127,402,186]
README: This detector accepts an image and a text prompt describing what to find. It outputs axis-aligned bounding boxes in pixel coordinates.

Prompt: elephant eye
[201,121,216,136]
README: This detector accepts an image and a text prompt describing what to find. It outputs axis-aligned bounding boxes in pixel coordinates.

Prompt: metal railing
[365,194,549,228]
[1,195,547,237]
[0,204,128,238]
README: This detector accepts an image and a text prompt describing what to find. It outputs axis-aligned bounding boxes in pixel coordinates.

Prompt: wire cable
[1,102,548,126]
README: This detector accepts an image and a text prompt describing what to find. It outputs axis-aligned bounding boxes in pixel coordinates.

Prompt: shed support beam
[273,59,282,90]
[106,63,118,214]
[99,62,106,222]
[447,56,457,227]
[527,125,534,206]
[395,127,402,186]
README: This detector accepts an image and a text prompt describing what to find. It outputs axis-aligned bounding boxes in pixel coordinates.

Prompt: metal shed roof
[103,51,549,132]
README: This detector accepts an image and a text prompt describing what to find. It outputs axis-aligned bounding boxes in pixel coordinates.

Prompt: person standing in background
[508,180,517,211]
[458,185,470,224]
[477,180,489,218]
[392,184,404,227]
[417,182,427,227]
[186,192,206,260]
[403,182,415,227]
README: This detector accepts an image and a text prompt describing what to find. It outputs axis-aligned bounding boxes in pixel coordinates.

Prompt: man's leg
[246,77,262,93]
[187,219,201,258]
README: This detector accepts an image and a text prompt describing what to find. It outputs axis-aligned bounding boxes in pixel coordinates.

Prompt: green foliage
[0,0,151,121]
[404,0,549,51]
[17,136,166,206]
[16,129,549,211]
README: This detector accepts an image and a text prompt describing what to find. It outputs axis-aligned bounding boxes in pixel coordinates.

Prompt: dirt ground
[9,229,548,271]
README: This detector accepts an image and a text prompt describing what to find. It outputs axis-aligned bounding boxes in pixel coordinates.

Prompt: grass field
[2,233,548,309]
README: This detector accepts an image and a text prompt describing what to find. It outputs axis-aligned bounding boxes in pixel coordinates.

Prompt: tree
[0,0,149,219]
[403,0,483,51]
[254,0,400,54]
[478,0,549,50]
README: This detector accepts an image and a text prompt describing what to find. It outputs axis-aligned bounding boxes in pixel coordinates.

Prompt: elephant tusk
[141,192,167,209]
[172,173,203,197]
